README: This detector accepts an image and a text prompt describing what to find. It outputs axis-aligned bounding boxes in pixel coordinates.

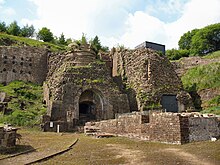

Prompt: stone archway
[78,89,104,125]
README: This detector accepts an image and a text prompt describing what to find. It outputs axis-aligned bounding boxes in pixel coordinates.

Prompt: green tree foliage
[20,24,35,37]
[166,49,189,60]
[191,23,220,55]
[58,32,67,45]
[90,35,101,54]
[178,29,199,50]
[7,21,21,36]
[101,46,109,52]
[66,38,73,45]
[81,33,88,45]
[174,23,220,59]
[0,21,7,32]
[37,27,54,42]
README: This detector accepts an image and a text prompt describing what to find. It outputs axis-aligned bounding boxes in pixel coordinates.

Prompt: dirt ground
[0,129,219,165]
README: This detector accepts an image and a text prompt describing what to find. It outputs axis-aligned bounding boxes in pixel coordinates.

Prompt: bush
[0,81,46,127]
[166,49,189,60]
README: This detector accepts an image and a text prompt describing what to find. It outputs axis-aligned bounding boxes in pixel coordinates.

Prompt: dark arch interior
[79,101,96,125]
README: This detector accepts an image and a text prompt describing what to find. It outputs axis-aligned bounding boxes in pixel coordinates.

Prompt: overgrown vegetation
[181,62,220,114]
[0,81,46,126]
[0,33,65,52]
[181,62,220,91]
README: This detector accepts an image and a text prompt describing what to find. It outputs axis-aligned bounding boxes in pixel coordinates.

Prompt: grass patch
[181,62,220,91]
[0,33,65,52]
[0,81,46,127]
[202,50,220,59]
[1,129,219,165]
[201,106,220,115]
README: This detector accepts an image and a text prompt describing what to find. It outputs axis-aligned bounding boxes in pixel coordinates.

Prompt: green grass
[0,81,46,126]
[181,62,220,91]
[1,129,219,165]
[0,33,65,52]
[201,106,220,115]
[181,62,220,114]
[202,50,220,59]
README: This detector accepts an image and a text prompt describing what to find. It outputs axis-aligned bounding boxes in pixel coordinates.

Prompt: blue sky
[0,0,220,49]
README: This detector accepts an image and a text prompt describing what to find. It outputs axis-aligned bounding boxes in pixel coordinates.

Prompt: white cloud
[120,11,167,48]
[26,0,135,40]
[120,0,220,49]
[2,7,16,16]
[165,0,220,48]
[0,0,5,5]
[0,0,16,22]
[24,0,220,49]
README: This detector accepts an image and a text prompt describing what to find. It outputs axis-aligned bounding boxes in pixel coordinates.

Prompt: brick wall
[85,112,220,144]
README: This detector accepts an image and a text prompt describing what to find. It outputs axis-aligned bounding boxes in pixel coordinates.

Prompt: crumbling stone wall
[111,48,193,111]
[85,112,220,144]
[44,44,130,131]
[0,46,48,85]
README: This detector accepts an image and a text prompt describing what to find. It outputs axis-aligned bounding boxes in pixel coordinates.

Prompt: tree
[37,27,54,42]
[20,24,35,37]
[7,21,20,36]
[178,29,199,50]
[191,23,220,55]
[66,38,73,45]
[0,21,7,33]
[81,33,88,45]
[58,33,67,45]
[90,35,101,54]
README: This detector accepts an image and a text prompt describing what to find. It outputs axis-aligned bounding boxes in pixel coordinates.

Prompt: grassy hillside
[181,62,220,91]
[0,33,65,52]
[202,50,220,59]
[0,81,46,126]
[181,51,220,115]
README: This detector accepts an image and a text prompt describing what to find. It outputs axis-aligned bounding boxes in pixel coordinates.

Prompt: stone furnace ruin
[0,42,219,143]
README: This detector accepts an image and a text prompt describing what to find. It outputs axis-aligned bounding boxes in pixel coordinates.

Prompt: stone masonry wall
[141,113,182,144]
[85,112,220,144]
[111,48,193,111]
[0,46,48,85]
[188,116,220,142]
[44,46,130,130]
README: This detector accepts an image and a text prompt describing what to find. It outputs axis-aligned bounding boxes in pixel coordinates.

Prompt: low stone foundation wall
[85,112,220,144]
